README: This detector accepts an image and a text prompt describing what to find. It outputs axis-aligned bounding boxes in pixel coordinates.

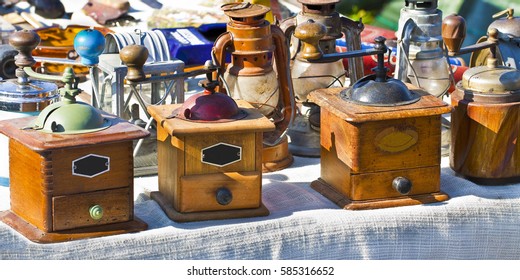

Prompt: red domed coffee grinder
[121,44,275,222]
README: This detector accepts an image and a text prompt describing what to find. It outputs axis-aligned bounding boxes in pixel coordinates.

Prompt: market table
[1,0,519,261]
[1,138,519,260]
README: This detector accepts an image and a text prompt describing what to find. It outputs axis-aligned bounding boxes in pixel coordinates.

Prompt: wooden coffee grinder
[443,14,520,183]
[212,2,295,172]
[0,30,149,243]
[300,20,451,209]
[120,45,275,222]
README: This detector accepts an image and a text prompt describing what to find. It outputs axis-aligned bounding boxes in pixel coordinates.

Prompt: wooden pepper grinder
[301,20,451,210]
[443,14,520,183]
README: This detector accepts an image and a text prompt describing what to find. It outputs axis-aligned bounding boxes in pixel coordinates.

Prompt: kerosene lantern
[469,8,520,69]
[394,0,451,99]
[300,20,451,209]
[120,44,274,222]
[279,0,364,157]
[0,30,149,243]
[443,14,520,183]
[212,2,295,172]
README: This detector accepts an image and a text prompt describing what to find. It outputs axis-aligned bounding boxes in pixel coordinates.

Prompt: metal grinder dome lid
[461,65,520,94]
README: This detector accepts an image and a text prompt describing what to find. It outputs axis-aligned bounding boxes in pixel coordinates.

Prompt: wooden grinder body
[0,114,149,243]
[309,86,450,210]
[450,88,520,182]
[147,100,275,222]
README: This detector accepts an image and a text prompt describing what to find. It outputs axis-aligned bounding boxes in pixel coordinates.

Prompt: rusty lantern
[212,2,295,172]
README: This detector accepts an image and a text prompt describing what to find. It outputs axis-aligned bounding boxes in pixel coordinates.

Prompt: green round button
[89,205,104,220]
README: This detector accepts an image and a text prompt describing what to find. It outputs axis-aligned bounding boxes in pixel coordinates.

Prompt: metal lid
[30,67,111,134]
[341,35,420,107]
[462,65,520,93]
[0,79,59,112]
[489,8,520,40]
[221,2,270,18]
[32,101,111,134]
[171,80,247,122]
[342,74,420,106]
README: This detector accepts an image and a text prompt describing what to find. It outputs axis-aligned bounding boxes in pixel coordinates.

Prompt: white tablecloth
[1,146,520,260]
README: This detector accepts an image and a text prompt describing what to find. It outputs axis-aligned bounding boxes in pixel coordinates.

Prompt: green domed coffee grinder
[0,30,149,243]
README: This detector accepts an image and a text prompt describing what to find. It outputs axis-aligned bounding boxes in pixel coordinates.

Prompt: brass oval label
[375,126,418,153]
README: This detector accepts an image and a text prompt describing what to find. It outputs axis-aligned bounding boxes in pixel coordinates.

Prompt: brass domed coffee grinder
[212,2,295,172]
[280,0,364,157]
[121,44,275,222]
[443,14,520,183]
[0,30,149,243]
[300,20,451,209]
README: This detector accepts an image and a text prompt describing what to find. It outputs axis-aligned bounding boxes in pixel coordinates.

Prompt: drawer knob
[216,187,233,205]
[89,205,104,220]
[392,177,412,195]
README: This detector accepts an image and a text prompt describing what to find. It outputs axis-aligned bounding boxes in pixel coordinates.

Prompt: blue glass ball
[74,29,106,66]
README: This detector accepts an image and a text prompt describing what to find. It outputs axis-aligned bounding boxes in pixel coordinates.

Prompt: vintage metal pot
[0,30,59,112]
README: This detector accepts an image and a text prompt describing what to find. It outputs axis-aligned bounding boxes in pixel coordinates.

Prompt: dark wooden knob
[442,13,466,53]
[119,44,149,82]
[216,187,233,205]
[294,19,326,60]
[392,177,412,195]
[9,30,40,68]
